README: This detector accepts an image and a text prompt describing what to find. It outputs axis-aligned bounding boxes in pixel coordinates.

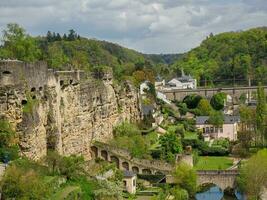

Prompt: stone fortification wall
[0,60,140,160]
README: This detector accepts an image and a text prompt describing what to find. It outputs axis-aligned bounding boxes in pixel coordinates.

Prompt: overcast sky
[0,0,267,54]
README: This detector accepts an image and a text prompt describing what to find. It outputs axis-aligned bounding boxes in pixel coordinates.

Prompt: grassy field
[195,156,233,170]
[184,132,198,140]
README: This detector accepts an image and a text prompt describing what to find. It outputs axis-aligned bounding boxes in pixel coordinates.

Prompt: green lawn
[184,132,198,140]
[195,156,233,170]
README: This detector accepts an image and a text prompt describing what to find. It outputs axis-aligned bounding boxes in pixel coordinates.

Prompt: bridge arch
[110,155,120,168]
[142,169,152,175]
[101,150,108,161]
[197,170,238,190]
[155,171,164,175]
[132,166,139,174]
[122,161,129,170]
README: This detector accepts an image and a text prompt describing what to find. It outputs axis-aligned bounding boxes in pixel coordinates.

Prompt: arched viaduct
[91,142,173,175]
[92,142,239,189]
[161,86,267,102]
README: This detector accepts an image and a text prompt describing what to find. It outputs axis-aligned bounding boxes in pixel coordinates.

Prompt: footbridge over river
[160,86,267,102]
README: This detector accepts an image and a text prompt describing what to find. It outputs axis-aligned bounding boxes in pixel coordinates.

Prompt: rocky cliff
[0,60,140,160]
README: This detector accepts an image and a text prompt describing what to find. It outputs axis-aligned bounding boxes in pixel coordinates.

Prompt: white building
[123,171,137,194]
[196,115,240,141]
[167,74,197,89]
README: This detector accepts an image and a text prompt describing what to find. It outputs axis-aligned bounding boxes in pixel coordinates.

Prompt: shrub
[210,92,226,110]
[183,94,203,109]
[1,165,50,200]
[113,122,141,137]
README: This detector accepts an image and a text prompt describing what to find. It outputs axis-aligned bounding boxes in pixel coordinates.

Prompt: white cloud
[0,0,266,53]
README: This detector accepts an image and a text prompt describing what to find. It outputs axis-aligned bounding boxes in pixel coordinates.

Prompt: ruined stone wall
[0,60,140,160]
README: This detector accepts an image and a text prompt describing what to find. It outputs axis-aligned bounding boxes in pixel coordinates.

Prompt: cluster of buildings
[155,72,197,91]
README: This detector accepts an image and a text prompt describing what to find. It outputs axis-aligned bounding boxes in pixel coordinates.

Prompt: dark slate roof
[123,170,136,178]
[196,115,240,125]
[177,75,193,82]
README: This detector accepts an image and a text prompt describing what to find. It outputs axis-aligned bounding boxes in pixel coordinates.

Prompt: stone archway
[132,166,139,174]
[90,146,98,158]
[122,161,129,170]
[110,156,120,168]
[142,169,152,175]
[155,171,163,175]
[101,150,108,161]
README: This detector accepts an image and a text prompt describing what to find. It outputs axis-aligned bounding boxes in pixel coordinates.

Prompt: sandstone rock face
[0,61,140,160]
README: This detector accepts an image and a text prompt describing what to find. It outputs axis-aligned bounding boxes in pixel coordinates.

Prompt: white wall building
[196,115,240,141]
[123,171,137,194]
[167,74,197,89]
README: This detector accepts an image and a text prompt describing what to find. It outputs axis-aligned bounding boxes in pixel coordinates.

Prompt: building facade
[196,115,240,141]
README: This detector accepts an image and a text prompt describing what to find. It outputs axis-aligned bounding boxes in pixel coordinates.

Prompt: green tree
[197,98,213,115]
[256,84,267,146]
[210,92,226,110]
[208,111,224,127]
[159,132,183,163]
[237,149,267,200]
[1,165,50,200]
[43,150,62,175]
[113,122,141,137]
[1,23,41,61]
[0,120,19,162]
[183,94,203,109]
[172,162,197,197]
[58,155,86,180]
[68,29,77,41]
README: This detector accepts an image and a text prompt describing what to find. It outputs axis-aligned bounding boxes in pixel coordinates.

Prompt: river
[195,186,245,200]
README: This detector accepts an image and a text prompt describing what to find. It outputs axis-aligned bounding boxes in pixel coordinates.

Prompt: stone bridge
[161,86,267,102]
[197,170,239,190]
[91,142,174,175]
[167,170,239,190]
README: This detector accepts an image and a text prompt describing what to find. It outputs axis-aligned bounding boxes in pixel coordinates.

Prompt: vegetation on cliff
[0,152,125,200]
[0,120,19,163]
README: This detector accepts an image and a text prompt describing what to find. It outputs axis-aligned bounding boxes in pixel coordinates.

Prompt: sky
[0,0,267,54]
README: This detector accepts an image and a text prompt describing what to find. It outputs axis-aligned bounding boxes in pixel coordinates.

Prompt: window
[210,127,214,133]
[123,180,127,187]
[206,127,210,133]
[60,80,64,86]
[203,128,205,133]
[220,127,223,133]
[133,179,136,187]
[215,127,218,133]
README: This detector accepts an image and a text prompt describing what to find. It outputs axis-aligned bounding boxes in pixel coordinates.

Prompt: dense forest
[0,23,180,84]
[0,23,267,86]
[172,27,267,86]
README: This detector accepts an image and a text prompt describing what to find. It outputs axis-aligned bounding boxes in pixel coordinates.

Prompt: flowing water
[195,186,246,200]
